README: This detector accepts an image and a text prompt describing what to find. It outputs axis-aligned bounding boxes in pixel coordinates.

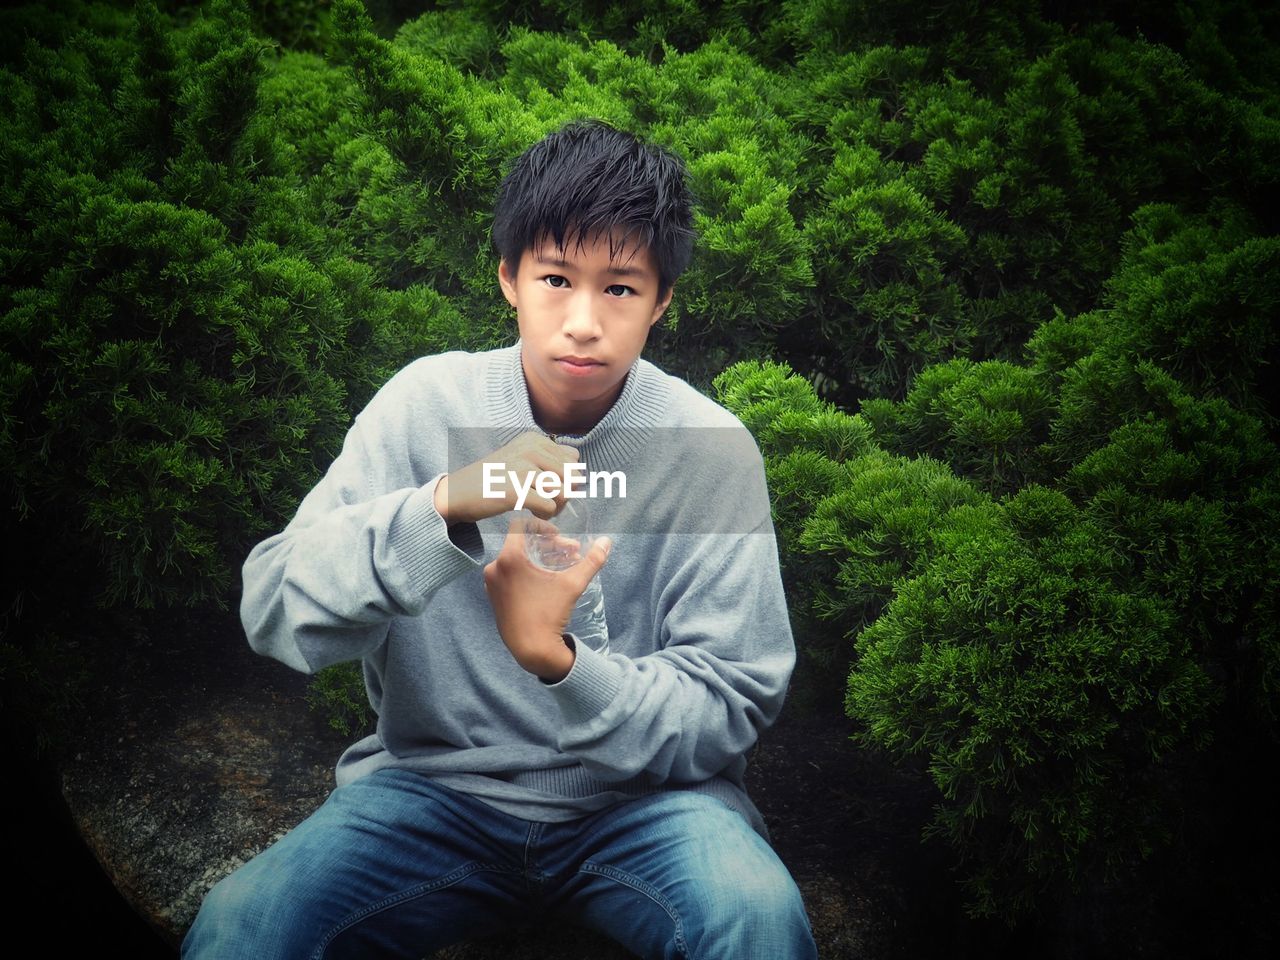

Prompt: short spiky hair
[492,120,696,299]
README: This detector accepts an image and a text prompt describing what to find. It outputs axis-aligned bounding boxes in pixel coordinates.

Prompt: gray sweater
[240,342,796,839]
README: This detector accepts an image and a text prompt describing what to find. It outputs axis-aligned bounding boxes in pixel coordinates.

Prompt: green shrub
[1077,204,1276,423]
[394,8,500,77]
[723,349,1279,920]
[1,0,471,618]
[859,358,1058,496]
[804,140,970,398]
[307,661,376,736]
[848,297,1279,918]
[849,484,1215,917]
[316,0,1280,403]
[716,360,988,705]
[1,180,457,610]
[247,0,334,53]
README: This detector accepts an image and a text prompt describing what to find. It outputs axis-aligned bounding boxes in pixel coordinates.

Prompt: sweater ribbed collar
[484,340,670,469]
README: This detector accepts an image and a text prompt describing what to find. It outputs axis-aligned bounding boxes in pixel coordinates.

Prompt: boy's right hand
[433,432,581,524]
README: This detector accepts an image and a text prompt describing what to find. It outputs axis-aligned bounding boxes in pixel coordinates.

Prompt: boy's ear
[650,286,673,326]
[498,259,518,308]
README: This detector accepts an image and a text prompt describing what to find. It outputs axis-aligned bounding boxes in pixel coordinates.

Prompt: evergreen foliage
[848,482,1215,918]
[1,0,466,617]
[2,0,1276,933]
[717,340,1277,918]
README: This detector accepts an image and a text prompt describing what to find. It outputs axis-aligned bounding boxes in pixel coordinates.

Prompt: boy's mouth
[557,356,603,368]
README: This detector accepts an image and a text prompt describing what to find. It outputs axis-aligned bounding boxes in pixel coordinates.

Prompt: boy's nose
[563,292,602,339]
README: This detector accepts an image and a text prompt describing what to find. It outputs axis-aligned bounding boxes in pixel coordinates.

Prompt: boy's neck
[528,383,622,436]
[520,351,633,436]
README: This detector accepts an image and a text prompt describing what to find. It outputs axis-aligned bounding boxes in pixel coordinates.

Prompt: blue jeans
[181,768,818,959]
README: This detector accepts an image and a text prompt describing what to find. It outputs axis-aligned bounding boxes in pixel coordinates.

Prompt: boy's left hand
[483,516,612,683]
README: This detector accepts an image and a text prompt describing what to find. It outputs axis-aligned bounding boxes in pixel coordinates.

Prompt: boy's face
[499,228,672,435]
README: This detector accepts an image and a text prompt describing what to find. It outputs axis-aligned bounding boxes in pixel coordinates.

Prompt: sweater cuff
[387,473,484,604]
[540,634,625,724]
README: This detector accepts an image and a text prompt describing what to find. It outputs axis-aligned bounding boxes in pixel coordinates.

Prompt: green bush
[860,358,1057,497]
[716,360,988,703]
[1036,204,1279,425]
[306,660,376,736]
[1,2,460,616]
[850,483,1215,918]
[720,242,1279,919]
[246,0,333,52]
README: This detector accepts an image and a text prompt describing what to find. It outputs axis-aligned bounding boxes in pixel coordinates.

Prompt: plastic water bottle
[522,498,610,655]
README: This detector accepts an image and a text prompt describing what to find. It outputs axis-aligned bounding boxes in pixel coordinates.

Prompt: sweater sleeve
[540,518,796,785]
[240,416,485,675]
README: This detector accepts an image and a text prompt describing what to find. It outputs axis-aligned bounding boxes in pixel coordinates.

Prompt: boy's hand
[435,432,580,524]
[484,516,612,682]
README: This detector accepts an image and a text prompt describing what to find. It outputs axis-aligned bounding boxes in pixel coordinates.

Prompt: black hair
[492,119,696,300]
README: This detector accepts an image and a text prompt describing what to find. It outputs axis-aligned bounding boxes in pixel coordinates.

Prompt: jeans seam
[310,861,522,960]
[523,821,546,885]
[579,861,689,959]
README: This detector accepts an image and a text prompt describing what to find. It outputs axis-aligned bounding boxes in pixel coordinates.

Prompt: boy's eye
[606,284,635,297]
[543,275,569,288]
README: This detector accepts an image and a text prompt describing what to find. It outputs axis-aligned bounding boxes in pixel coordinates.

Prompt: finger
[552,443,581,469]
[524,494,561,520]
[524,430,576,456]
[521,515,560,538]
[517,433,579,466]
[550,534,582,563]
[513,430,549,452]
[578,536,612,579]
[525,446,578,476]
[560,536,610,594]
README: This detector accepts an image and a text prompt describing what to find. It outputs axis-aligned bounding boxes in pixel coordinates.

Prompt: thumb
[580,535,612,576]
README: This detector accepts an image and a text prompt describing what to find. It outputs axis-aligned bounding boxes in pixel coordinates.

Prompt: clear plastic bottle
[523,498,610,655]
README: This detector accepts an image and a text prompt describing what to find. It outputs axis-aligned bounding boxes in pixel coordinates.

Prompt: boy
[182,120,818,959]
